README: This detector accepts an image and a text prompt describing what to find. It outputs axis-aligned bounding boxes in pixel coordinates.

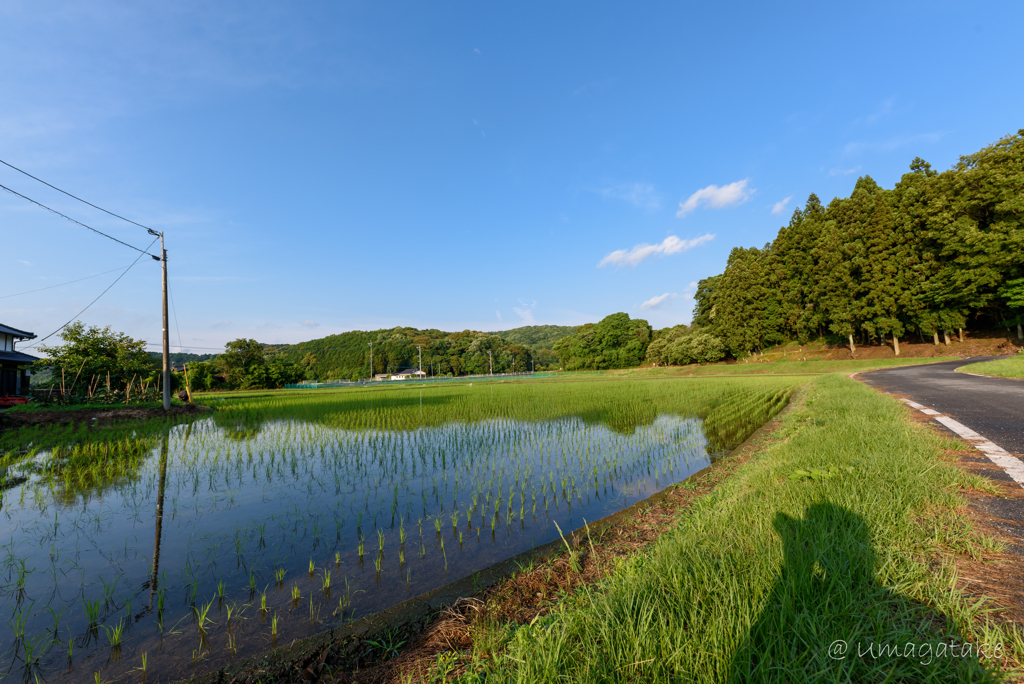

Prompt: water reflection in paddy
[1,409,731,682]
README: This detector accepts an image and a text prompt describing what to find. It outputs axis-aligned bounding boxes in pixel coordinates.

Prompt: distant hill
[493,325,578,351]
[149,351,218,364]
[263,326,544,381]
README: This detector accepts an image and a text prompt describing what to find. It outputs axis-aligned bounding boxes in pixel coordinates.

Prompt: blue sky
[2,1,1022,354]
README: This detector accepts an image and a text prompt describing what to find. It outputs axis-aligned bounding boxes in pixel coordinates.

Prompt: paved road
[859,357,1024,454]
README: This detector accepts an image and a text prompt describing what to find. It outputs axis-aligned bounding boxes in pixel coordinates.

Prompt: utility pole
[532,358,535,373]
[368,342,373,380]
[417,345,422,372]
[150,229,170,411]
[488,350,493,375]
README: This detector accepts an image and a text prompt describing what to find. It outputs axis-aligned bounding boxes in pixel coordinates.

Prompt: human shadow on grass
[731,502,1000,683]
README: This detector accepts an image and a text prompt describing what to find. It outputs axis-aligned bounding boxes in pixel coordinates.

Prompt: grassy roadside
[439,374,1020,682]
[615,356,959,378]
[959,355,1024,379]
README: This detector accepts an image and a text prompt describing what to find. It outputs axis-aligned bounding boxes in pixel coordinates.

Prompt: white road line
[899,398,1024,487]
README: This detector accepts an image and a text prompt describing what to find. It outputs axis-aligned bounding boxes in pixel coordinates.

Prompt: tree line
[693,130,1024,356]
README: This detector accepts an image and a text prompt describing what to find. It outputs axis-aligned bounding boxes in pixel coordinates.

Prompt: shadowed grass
[454,374,1013,683]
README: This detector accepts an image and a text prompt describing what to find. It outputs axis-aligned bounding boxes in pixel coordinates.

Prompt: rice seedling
[104,618,125,647]
[291,583,301,604]
[134,651,148,681]
[0,375,797,682]
[194,598,216,635]
[82,597,101,626]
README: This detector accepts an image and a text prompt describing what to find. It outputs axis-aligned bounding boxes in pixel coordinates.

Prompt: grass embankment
[959,355,1024,380]
[451,375,1019,682]
[616,356,957,378]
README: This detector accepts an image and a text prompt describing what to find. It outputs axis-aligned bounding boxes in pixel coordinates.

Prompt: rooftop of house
[0,323,36,339]
[0,350,39,364]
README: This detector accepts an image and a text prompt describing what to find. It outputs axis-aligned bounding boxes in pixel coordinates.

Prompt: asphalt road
[859,357,1024,455]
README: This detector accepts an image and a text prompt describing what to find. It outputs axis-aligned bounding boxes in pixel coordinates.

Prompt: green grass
[615,356,958,377]
[454,374,1017,683]
[959,355,1024,379]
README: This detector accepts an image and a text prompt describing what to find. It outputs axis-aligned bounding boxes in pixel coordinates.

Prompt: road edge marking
[899,398,1024,487]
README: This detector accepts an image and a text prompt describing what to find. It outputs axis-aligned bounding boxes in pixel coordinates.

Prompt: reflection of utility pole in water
[150,423,191,609]
[149,432,169,609]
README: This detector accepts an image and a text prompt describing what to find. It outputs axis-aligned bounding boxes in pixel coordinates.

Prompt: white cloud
[300,319,319,328]
[771,196,792,215]
[639,292,678,310]
[512,298,538,324]
[18,260,33,266]
[473,48,481,55]
[513,307,535,324]
[211,320,232,329]
[598,233,715,268]
[676,179,753,218]
[596,182,660,211]
[495,309,502,322]
[828,166,861,176]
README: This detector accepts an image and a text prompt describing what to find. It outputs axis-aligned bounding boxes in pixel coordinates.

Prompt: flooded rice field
[0,378,794,682]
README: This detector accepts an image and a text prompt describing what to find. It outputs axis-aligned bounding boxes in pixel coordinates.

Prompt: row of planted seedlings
[0,376,799,683]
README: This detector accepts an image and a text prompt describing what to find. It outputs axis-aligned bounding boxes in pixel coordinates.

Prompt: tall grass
[459,375,1008,682]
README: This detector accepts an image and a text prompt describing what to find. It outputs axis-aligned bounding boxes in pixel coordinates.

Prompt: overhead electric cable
[0,265,134,299]
[0,182,157,256]
[0,157,154,232]
[25,237,159,349]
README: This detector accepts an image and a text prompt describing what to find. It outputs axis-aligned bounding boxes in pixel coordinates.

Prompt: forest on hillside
[263,327,541,381]
[692,130,1024,356]
[493,325,577,350]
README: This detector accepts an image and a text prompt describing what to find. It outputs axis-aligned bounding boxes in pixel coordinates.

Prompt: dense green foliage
[553,313,652,370]
[647,325,728,366]
[493,325,578,350]
[694,131,1024,356]
[185,338,304,391]
[150,351,218,364]
[262,327,537,381]
[33,322,157,396]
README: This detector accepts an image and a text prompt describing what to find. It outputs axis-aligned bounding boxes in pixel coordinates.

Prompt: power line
[24,237,159,350]
[0,182,157,256]
[0,264,134,299]
[0,157,154,233]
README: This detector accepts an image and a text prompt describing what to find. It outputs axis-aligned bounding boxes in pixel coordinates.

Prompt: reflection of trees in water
[212,411,264,441]
[733,503,993,681]
[210,381,795,440]
[44,435,156,503]
[20,417,201,503]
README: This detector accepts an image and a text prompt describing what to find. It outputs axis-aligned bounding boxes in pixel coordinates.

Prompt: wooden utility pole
[157,231,170,410]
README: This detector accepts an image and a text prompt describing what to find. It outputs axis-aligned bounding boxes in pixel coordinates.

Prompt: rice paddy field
[0,376,797,683]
